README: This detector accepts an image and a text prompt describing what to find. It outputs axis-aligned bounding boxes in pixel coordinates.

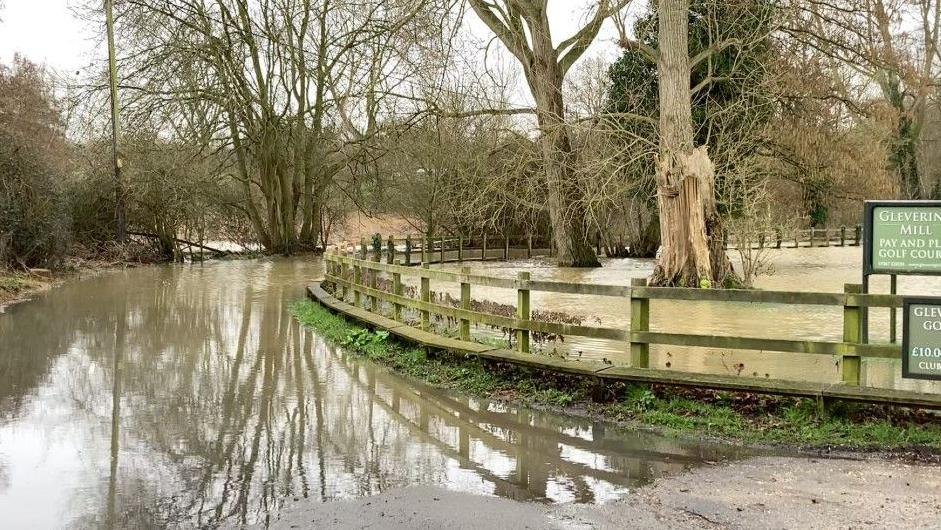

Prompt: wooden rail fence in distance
[341,225,865,265]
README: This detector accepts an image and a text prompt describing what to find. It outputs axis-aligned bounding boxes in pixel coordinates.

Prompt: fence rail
[314,244,941,410]
[337,224,866,264]
[723,224,864,249]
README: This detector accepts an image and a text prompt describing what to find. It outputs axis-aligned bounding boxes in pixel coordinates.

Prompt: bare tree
[88,0,455,254]
[613,0,778,286]
[785,0,941,199]
[104,0,126,243]
[651,0,717,285]
[467,1,631,267]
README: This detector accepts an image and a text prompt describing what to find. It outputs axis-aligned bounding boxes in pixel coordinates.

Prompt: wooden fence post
[527,234,533,259]
[360,237,367,260]
[482,233,488,261]
[460,266,471,341]
[420,263,430,331]
[371,235,381,262]
[890,275,898,344]
[794,230,799,248]
[839,226,846,246]
[369,266,378,312]
[775,228,782,249]
[823,228,830,246]
[809,228,816,247]
[842,283,862,385]
[855,224,862,246]
[458,236,464,262]
[339,254,349,300]
[517,271,530,353]
[504,235,510,261]
[392,267,403,322]
[440,236,445,264]
[387,235,395,264]
[630,278,650,368]
[353,259,362,307]
[404,234,412,266]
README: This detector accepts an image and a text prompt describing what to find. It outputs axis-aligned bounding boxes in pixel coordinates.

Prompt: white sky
[0,0,98,74]
[0,1,623,74]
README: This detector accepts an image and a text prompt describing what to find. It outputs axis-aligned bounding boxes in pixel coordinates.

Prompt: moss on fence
[291,299,941,455]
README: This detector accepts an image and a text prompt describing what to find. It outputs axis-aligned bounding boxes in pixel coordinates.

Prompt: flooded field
[430,247,941,393]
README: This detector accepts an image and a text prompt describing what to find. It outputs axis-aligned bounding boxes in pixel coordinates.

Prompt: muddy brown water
[0,257,751,529]
[430,247,941,394]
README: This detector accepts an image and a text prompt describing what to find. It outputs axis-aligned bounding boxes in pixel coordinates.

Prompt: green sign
[902,299,941,380]
[865,201,941,275]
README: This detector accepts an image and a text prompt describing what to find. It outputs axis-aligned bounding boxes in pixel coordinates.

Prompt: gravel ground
[263,456,941,529]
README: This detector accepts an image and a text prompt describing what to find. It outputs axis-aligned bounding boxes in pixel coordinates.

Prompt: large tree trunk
[538,114,601,267]
[529,46,599,267]
[651,0,731,287]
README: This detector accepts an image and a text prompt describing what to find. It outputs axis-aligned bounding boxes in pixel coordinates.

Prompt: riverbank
[291,299,941,458]
[0,244,267,310]
[0,271,55,308]
[266,455,941,529]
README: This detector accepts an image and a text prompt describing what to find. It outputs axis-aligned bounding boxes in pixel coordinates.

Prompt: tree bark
[531,77,600,267]
[104,0,127,244]
[651,0,732,287]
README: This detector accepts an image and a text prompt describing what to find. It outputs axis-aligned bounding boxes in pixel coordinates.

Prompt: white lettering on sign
[879,210,941,222]
[913,307,941,318]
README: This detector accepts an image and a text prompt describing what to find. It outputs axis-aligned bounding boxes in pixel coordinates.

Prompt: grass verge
[291,299,941,456]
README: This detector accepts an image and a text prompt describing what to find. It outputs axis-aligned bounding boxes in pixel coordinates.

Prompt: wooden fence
[313,247,940,410]
[724,225,863,250]
[341,234,552,265]
[339,225,864,264]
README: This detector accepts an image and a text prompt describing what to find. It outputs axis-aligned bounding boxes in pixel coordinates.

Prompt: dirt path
[556,456,941,529]
[265,456,941,529]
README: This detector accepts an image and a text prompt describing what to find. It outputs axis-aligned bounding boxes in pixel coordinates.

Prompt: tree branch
[689,38,741,69]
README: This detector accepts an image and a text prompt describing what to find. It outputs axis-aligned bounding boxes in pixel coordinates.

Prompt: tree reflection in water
[0,259,747,528]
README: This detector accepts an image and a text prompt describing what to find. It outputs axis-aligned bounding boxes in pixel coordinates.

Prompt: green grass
[292,299,509,396]
[291,299,941,453]
[607,385,941,450]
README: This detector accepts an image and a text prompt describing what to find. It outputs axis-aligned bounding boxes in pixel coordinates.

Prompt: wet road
[0,257,747,528]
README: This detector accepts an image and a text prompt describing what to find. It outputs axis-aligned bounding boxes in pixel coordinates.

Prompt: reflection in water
[434,247,941,393]
[0,258,745,528]
[107,292,125,529]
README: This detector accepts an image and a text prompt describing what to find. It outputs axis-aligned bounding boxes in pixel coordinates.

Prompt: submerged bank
[291,299,941,457]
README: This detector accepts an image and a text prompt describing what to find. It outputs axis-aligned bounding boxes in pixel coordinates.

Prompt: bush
[0,58,72,269]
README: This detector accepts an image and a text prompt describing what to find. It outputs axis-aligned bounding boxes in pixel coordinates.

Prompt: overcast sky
[0,0,626,117]
[0,0,98,74]
[1,1,624,71]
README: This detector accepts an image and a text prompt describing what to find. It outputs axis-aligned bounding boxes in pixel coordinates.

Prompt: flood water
[429,247,941,395]
[0,258,748,529]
